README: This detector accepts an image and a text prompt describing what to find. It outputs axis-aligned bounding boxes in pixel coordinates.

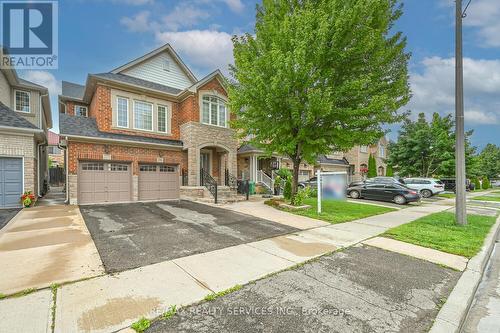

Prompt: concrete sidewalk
[0,200,453,333]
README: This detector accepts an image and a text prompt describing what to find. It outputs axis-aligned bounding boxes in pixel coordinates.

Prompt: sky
[19,0,500,150]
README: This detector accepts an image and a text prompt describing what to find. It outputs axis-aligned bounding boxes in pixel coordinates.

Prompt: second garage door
[0,157,23,208]
[139,164,179,201]
[78,162,131,205]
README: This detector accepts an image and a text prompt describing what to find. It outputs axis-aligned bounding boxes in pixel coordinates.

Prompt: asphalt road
[147,244,460,333]
[462,229,500,333]
[80,200,298,273]
[0,209,20,230]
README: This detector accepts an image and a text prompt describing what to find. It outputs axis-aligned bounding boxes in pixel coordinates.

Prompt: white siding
[0,71,11,107]
[122,51,194,90]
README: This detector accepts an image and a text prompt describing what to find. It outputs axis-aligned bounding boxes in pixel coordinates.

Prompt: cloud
[120,11,155,32]
[221,0,244,13]
[162,3,210,31]
[155,29,234,72]
[440,0,500,47]
[21,71,61,98]
[113,0,153,5]
[406,56,500,125]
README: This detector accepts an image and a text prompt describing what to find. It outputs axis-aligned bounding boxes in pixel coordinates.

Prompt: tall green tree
[476,144,500,179]
[388,113,475,178]
[229,0,410,197]
[367,154,377,178]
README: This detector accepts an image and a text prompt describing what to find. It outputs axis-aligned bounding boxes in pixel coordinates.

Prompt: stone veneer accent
[180,121,238,186]
[0,133,37,197]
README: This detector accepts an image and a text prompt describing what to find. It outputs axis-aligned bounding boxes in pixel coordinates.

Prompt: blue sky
[20,0,499,150]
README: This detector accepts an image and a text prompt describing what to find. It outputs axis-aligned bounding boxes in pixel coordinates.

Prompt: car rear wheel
[421,189,432,198]
[349,190,360,199]
[394,195,407,205]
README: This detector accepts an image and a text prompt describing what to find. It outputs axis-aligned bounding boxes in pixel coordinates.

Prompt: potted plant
[273,175,282,195]
[21,191,35,208]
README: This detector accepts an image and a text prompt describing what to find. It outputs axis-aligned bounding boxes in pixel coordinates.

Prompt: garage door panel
[78,162,131,205]
[0,158,23,208]
[139,165,179,201]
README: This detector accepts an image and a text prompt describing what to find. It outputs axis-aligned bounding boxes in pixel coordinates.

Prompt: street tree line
[387,112,499,181]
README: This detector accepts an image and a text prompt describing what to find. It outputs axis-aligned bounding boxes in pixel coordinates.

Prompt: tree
[388,113,475,178]
[229,0,410,199]
[386,164,394,176]
[476,144,500,179]
[482,176,491,189]
[368,154,377,178]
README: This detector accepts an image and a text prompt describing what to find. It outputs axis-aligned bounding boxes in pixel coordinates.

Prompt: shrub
[292,188,309,206]
[386,165,394,177]
[283,178,292,200]
[473,177,481,190]
[131,318,150,333]
[367,154,377,178]
[482,177,491,189]
[276,168,292,180]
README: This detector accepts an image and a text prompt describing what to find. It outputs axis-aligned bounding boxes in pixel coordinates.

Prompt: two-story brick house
[59,44,238,205]
[0,64,52,207]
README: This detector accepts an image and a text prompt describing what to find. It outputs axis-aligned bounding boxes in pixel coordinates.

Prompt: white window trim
[199,93,229,129]
[133,100,154,132]
[379,145,385,158]
[14,90,31,113]
[157,104,168,133]
[116,97,129,128]
[75,105,88,117]
[360,146,368,153]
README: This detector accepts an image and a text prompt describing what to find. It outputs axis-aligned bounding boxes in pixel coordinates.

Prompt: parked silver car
[403,178,445,198]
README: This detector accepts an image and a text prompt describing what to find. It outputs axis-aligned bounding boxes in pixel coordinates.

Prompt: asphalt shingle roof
[317,155,349,165]
[61,81,85,100]
[0,102,38,129]
[238,144,262,153]
[92,73,183,95]
[59,113,183,147]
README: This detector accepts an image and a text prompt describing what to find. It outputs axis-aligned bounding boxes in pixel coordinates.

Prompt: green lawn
[438,193,455,198]
[472,195,500,202]
[383,212,497,258]
[280,198,396,225]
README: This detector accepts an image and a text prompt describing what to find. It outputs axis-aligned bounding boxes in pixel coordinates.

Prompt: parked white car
[403,178,445,198]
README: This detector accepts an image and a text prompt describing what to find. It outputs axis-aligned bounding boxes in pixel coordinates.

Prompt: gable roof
[91,73,182,95]
[61,81,85,100]
[186,69,227,93]
[0,102,38,130]
[59,113,183,148]
[110,44,197,83]
[317,155,349,166]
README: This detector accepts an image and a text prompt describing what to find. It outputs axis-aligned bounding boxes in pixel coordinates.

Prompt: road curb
[429,214,500,333]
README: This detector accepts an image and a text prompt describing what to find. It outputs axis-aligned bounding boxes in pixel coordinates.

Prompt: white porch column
[253,155,258,182]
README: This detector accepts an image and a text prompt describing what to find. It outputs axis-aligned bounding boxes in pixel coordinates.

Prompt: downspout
[64,136,69,204]
[37,93,49,197]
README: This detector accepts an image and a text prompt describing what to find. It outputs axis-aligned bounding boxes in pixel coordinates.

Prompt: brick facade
[64,75,238,203]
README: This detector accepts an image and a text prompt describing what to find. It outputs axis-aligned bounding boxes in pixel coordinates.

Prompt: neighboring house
[48,131,64,167]
[59,44,238,205]
[342,137,389,181]
[238,137,388,190]
[0,63,52,208]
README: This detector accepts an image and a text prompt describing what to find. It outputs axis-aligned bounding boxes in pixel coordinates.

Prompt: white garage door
[78,162,131,205]
[0,157,23,208]
[138,164,179,201]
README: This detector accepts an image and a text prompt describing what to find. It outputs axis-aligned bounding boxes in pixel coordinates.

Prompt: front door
[200,152,210,174]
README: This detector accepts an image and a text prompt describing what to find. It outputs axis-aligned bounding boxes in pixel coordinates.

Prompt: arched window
[378,166,385,176]
[202,95,227,127]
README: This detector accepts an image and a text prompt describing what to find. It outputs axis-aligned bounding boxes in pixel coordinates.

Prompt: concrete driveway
[80,200,299,273]
[0,205,104,295]
[147,245,460,333]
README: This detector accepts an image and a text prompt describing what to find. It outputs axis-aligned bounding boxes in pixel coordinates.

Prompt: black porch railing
[200,168,218,203]
[224,169,238,190]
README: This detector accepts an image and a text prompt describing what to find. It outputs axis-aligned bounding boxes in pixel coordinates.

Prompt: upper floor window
[157,105,168,133]
[75,105,88,117]
[117,97,129,128]
[15,90,30,113]
[202,95,227,128]
[134,101,153,131]
[360,145,368,153]
[379,145,385,158]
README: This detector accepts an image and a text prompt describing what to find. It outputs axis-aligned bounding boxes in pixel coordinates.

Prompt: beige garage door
[78,162,131,205]
[138,164,179,201]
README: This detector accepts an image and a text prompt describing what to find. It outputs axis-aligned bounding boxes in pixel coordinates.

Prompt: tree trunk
[291,159,301,198]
